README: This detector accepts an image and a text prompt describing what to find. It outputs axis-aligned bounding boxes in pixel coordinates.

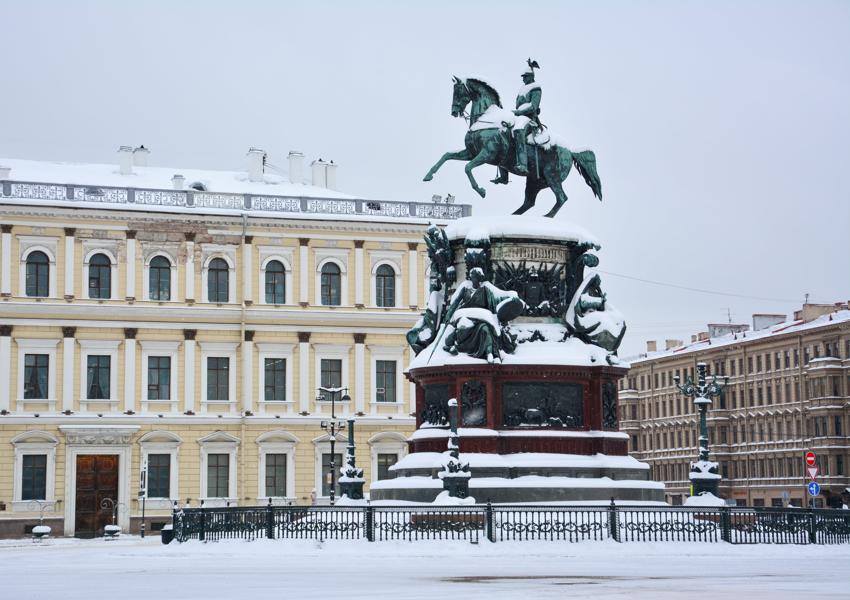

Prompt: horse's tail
[572,150,602,201]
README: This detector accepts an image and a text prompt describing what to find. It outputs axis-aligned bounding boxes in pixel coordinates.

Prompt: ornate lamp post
[317,386,350,505]
[438,398,471,499]
[674,362,728,497]
[339,418,365,500]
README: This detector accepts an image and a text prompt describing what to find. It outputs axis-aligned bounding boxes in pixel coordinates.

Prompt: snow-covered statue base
[373,217,664,504]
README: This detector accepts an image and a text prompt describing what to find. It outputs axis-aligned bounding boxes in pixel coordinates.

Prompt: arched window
[207,258,229,303]
[88,253,111,299]
[320,262,341,306]
[25,251,49,297]
[149,256,171,301]
[375,264,396,307]
[265,260,286,304]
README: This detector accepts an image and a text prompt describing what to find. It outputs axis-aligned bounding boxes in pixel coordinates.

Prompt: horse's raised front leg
[464,144,500,198]
[423,149,472,181]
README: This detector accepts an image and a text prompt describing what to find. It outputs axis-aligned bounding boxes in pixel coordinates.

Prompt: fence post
[485,502,495,543]
[266,497,275,539]
[720,507,731,543]
[365,504,374,542]
[808,509,817,545]
[199,499,206,542]
[608,498,620,542]
[171,500,179,541]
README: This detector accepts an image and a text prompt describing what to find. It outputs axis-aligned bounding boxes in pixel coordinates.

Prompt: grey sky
[2,0,848,356]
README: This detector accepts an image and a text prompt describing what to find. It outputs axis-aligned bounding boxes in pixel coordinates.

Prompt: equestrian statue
[423,59,602,218]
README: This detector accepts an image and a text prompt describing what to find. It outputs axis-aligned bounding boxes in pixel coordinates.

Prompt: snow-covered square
[2,536,848,600]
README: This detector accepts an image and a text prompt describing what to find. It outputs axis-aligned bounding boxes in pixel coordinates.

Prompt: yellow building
[0,147,470,537]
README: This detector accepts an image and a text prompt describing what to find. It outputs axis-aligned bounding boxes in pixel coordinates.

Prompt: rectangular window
[747,356,753,373]
[321,452,342,497]
[375,360,397,403]
[756,355,762,372]
[207,357,230,401]
[264,358,287,401]
[86,355,111,399]
[376,453,398,480]
[147,356,171,400]
[265,453,287,497]
[21,454,47,501]
[835,416,843,437]
[207,453,229,498]
[147,454,171,498]
[837,455,844,476]
[23,353,49,399]
[320,358,342,389]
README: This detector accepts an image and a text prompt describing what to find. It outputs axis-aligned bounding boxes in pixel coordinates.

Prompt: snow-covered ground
[2,536,848,599]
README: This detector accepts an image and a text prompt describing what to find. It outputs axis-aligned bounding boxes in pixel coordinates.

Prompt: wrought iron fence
[171,501,850,545]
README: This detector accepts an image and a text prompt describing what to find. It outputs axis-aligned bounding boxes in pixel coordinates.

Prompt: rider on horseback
[492,59,543,184]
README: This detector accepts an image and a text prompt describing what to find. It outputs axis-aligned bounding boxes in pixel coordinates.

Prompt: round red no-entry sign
[805,451,816,466]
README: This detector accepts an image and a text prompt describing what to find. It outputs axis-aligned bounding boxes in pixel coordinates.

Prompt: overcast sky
[2,1,848,356]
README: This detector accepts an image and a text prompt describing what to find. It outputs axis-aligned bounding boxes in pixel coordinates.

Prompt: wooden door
[75,455,119,538]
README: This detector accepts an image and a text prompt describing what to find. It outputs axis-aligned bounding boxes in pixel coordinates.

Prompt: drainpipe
[239,213,248,506]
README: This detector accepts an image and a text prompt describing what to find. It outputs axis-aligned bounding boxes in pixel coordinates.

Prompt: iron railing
[171,501,850,545]
[0,180,471,220]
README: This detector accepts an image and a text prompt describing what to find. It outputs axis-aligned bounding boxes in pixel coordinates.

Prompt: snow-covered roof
[0,157,354,199]
[0,157,472,223]
[445,216,600,247]
[627,310,850,365]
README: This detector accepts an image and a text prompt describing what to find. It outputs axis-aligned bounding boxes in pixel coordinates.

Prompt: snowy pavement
[2,536,848,599]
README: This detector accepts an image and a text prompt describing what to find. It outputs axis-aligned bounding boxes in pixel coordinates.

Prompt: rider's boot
[514,132,529,176]
[490,167,509,185]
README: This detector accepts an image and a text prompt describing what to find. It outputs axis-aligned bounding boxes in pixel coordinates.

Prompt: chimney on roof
[697,332,710,342]
[247,148,265,183]
[132,145,150,167]
[288,151,304,185]
[665,339,683,351]
[171,174,185,191]
[118,146,133,175]
[646,340,657,353]
[325,160,337,190]
[311,158,327,188]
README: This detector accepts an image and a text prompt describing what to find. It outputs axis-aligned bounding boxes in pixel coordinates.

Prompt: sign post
[805,452,818,508]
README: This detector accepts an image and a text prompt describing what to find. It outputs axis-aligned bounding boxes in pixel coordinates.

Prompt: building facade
[0,148,471,537]
[620,303,850,507]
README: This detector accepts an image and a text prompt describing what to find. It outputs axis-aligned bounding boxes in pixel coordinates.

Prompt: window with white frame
[140,341,180,407]
[369,346,405,405]
[207,257,230,303]
[198,431,239,505]
[144,251,178,301]
[201,247,237,304]
[138,430,181,508]
[314,250,348,307]
[256,430,298,502]
[368,431,407,483]
[258,248,294,306]
[19,238,58,298]
[200,342,239,409]
[369,254,402,308]
[82,245,119,300]
[78,340,121,406]
[15,338,59,408]
[314,345,350,406]
[12,430,58,510]
[256,343,294,409]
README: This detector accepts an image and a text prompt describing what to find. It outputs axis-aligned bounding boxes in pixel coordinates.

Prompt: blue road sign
[808,481,821,496]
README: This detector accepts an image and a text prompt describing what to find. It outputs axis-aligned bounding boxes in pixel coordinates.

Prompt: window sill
[257,496,297,506]
[259,400,295,405]
[370,401,403,406]
[199,497,238,507]
[138,498,175,510]
[12,500,58,512]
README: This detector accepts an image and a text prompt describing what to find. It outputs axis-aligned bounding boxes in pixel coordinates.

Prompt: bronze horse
[423,77,602,217]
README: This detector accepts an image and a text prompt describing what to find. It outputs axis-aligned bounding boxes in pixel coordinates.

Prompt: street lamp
[674,362,728,498]
[316,386,351,505]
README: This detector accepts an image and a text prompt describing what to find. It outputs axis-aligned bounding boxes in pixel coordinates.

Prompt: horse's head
[451,76,470,118]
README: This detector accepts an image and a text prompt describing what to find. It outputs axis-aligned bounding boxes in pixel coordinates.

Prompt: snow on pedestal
[684,492,726,507]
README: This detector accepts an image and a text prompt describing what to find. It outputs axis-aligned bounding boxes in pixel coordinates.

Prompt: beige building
[0,147,470,537]
[620,303,850,507]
